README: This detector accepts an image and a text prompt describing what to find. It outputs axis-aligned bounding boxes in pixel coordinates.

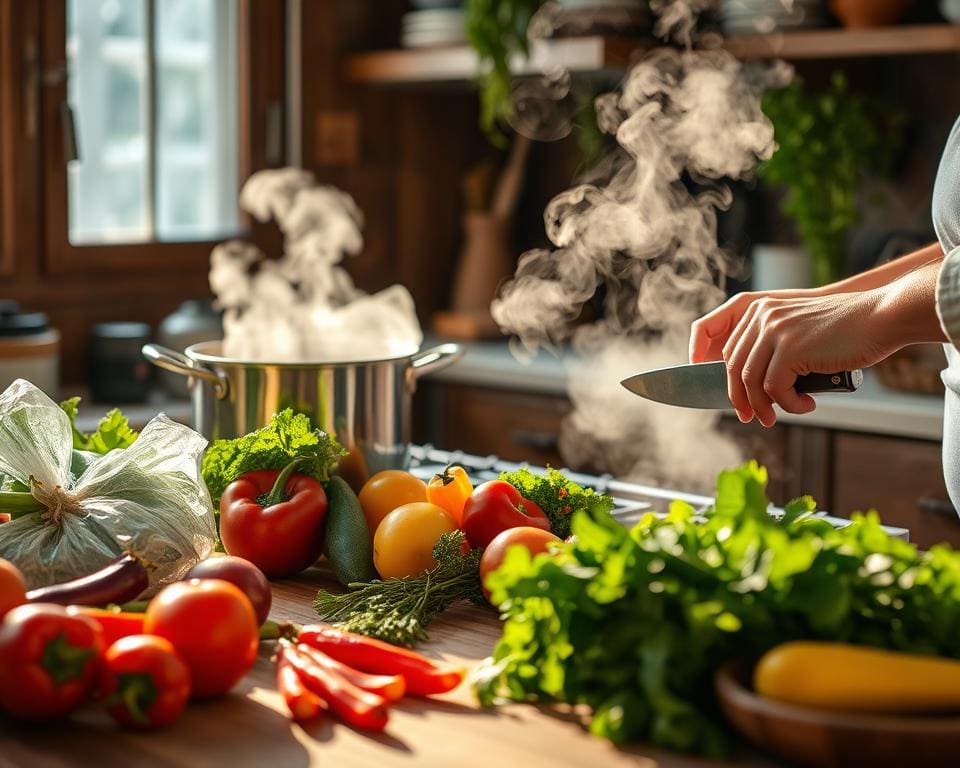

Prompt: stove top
[407,444,910,540]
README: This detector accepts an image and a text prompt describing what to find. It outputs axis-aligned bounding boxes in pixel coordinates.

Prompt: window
[66,0,239,244]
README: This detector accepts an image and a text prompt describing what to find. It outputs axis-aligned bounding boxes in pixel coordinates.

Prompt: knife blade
[620,361,863,410]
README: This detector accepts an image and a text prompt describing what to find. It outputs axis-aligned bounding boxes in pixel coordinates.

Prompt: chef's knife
[620,361,863,410]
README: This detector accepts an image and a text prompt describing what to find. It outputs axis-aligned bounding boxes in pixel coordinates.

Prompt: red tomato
[479,527,561,603]
[100,635,191,729]
[0,603,104,720]
[220,470,328,578]
[461,480,551,549]
[144,579,259,699]
[0,558,26,620]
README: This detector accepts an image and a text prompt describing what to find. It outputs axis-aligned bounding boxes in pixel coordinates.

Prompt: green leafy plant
[500,466,615,539]
[475,461,960,756]
[760,72,900,285]
[201,408,345,506]
[465,0,546,145]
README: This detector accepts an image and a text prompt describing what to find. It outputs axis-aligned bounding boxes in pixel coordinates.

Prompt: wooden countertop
[0,571,779,768]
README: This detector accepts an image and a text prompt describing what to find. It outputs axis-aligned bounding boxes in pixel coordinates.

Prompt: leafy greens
[475,461,960,756]
[201,409,346,505]
[60,396,139,454]
[500,466,614,539]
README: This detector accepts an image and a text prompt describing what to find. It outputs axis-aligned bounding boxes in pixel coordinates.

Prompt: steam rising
[493,6,791,489]
[210,169,422,362]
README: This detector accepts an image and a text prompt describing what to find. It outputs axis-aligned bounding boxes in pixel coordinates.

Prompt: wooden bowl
[714,661,960,768]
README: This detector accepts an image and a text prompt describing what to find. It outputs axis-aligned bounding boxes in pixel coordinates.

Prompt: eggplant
[26,553,149,606]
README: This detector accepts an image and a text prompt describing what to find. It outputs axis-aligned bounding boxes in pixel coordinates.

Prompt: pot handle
[141,344,229,400]
[409,343,464,384]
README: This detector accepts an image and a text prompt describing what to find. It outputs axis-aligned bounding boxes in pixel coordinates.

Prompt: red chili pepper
[100,635,191,730]
[296,642,405,702]
[277,648,325,723]
[219,457,328,578]
[67,606,146,648]
[280,641,389,732]
[0,603,104,720]
[297,625,465,696]
[461,480,551,549]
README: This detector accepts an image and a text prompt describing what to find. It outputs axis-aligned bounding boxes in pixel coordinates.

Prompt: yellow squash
[754,641,960,713]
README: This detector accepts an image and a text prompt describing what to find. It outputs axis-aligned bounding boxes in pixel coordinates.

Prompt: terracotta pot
[830,0,911,27]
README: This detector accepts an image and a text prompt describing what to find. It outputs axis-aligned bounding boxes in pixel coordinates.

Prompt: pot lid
[0,300,49,337]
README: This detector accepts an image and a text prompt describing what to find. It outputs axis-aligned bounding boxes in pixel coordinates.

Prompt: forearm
[871,259,947,350]
[809,242,945,296]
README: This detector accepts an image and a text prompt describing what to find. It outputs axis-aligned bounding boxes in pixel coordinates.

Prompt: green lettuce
[60,396,139,454]
[201,409,346,505]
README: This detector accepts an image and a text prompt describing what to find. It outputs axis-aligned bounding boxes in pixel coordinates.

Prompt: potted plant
[465,0,546,145]
[760,72,899,286]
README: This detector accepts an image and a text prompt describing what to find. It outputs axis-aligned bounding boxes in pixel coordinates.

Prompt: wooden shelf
[345,25,960,85]
[726,23,960,60]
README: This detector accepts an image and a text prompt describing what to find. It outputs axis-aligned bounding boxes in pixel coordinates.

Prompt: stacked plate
[720,0,827,36]
[401,8,467,48]
[552,0,652,36]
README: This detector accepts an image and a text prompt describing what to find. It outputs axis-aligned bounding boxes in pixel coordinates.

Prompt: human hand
[690,290,895,427]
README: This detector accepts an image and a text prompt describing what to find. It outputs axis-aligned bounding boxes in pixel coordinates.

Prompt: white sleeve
[937,245,960,349]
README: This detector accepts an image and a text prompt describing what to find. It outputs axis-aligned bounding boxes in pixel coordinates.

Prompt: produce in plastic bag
[0,379,217,589]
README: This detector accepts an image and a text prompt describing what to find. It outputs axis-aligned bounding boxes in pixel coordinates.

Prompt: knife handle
[795,370,863,394]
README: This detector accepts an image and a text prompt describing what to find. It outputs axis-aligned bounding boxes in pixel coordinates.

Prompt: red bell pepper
[0,603,104,720]
[219,457,328,578]
[461,480,551,549]
[100,635,191,730]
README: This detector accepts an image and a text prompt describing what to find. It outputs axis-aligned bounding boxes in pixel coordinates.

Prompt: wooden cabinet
[417,383,569,468]
[832,432,960,549]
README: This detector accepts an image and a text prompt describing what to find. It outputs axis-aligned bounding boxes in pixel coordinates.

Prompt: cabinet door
[833,432,960,549]
[426,384,569,468]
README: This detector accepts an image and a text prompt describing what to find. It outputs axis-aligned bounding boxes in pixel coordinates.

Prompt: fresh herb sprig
[314,530,484,647]
[475,461,960,756]
[201,409,345,505]
[500,467,614,539]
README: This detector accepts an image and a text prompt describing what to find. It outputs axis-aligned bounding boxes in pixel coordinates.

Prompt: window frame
[39,0,285,276]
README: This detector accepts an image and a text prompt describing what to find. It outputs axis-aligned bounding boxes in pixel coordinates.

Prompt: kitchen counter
[0,571,779,768]
[429,339,946,442]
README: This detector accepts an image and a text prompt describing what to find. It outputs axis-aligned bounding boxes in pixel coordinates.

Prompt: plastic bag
[0,379,217,589]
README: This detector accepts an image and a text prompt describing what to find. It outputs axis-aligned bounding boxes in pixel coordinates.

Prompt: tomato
[144,579,259,699]
[186,556,272,626]
[425,465,473,526]
[461,480,551,549]
[358,470,427,535]
[0,558,26,620]
[479,527,561,604]
[0,603,104,720]
[373,502,457,579]
[100,635,191,730]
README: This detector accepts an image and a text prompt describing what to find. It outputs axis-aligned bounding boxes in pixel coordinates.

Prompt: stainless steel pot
[142,341,462,487]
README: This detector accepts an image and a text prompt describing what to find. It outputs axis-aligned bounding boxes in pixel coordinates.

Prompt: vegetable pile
[0,552,268,728]
[313,465,600,647]
[474,461,960,756]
